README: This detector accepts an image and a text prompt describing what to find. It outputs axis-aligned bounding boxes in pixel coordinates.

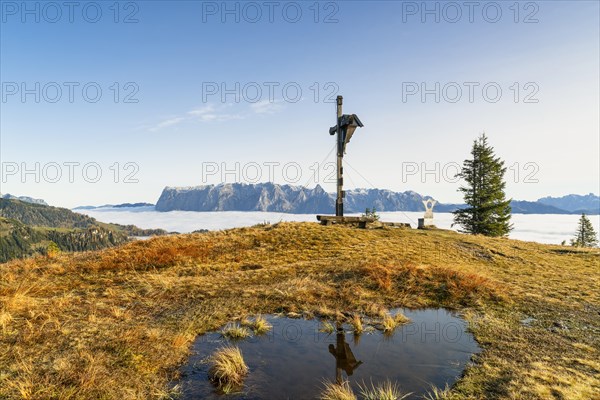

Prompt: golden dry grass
[208,345,248,393]
[221,323,252,340]
[240,315,272,335]
[320,381,357,400]
[380,311,410,333]
[0,222,599,399]
[320,320,337,334]
[423,384,452,400]
[358,379,411,400]
[350,314,364,334]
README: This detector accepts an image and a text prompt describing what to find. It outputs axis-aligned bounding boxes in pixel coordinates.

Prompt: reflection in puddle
[178,309,480,399]
[329,328,363,384]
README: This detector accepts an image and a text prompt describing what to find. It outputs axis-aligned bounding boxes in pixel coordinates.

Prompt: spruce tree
[453,133,513,237]
[571,214,598,247]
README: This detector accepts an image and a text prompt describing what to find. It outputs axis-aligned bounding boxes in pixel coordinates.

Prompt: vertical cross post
[336,95,344,217]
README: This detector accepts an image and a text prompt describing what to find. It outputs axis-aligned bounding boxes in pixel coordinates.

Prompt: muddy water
[178,308,480,399]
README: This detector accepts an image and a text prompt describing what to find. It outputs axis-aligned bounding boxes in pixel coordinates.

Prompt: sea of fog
[76,206,600,245]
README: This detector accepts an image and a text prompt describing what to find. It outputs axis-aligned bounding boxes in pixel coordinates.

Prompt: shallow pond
[178,309,480,399]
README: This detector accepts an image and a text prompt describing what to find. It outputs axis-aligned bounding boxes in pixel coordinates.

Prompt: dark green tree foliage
[0,198,95,228]
[571,214,598,247]
[453,134,513,237]
[0,217,129,263]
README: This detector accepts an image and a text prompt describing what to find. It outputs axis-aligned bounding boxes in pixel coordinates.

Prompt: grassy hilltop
[0,222,599,399]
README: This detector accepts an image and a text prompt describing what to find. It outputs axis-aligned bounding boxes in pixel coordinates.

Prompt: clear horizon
[1,1,599,208]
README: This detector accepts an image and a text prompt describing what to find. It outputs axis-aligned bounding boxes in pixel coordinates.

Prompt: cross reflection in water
[328,325,363,384]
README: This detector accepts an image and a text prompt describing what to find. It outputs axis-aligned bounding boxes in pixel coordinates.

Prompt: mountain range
[155,184,445,214]
[154,183,599,215]
[537,193,600,214]
[73,202,154,210]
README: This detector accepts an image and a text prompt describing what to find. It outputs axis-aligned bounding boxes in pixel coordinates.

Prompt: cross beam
[329,96,363,216]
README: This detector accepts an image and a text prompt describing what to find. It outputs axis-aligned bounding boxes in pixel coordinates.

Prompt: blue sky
[1,0,599,207]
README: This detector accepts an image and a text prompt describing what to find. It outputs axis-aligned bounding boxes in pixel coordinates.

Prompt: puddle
[178,309,480,399]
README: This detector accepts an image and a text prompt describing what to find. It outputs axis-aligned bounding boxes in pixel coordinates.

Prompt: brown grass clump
[319,381,357,400]
[319,320,336,334]
[241,315,272,335]
[379,310,409,333]
[350,314,364,334]
[393,312,410,325]
[208,346,248,393]
[358,380,411,400]
[422,384,452,399]
[252,315,271,335]
[381,313,398,332]
[221,323,252,340]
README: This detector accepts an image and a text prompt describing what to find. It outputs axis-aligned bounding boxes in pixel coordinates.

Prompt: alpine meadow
[1,2,599,399]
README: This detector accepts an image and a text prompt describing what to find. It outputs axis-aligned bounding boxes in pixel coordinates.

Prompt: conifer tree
[571,214,598,247]
[453,133,512,236]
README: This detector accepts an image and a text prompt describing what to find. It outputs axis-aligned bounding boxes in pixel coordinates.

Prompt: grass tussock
[381,311,409,332]
[393,312,410,325]
[241,315,272,335]
[358,380,411,400]
[382,313,396,332]
[208,346,248,393]
[319,320,336,334]
[422,384,452,400]
[1,222,598,399]
[221,323,252,340]
[350,314,364,334]
[319,381,357,400]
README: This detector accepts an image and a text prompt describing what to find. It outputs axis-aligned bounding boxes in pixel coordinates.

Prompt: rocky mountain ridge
[155,183,598,215]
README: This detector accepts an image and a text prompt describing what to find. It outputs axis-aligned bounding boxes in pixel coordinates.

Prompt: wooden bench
[316,215,375,228]
[316,215,412,229]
